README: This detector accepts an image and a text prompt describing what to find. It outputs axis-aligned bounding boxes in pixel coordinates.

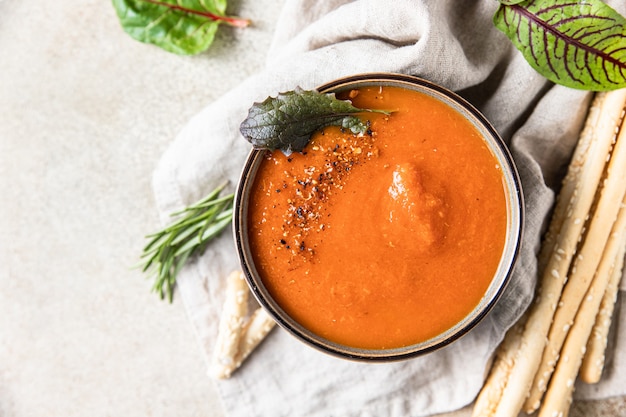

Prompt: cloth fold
[152,1,626,416]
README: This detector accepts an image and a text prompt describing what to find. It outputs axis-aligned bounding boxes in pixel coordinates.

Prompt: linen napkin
[152,1,626,415]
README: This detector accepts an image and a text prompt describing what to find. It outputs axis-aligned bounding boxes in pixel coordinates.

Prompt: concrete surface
[0,1,624,416]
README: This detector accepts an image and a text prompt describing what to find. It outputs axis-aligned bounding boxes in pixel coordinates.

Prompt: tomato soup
[246,85,508,350]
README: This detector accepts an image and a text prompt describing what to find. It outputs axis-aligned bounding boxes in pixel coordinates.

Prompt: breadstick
[579,226,626,383]
[213,308,277,379]
[491,89,626,417]
[473,93,600,416]
[229,308,276,375]
[537,94,603,271]
[538,193,626,417]
[525,115,626,412]
[471,318,525,417]
[211,270,249,379]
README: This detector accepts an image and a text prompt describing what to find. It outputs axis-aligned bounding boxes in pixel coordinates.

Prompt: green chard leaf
[239,88,390,156]
[112,0,250,55]
[494,0,626,91]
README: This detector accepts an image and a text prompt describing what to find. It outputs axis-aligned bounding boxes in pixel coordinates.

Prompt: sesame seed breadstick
[579,220,626,383]
[211,270,249,379]
[537,94,603,271]
[228,307,276,376]
[538,193,626,417]
[525,118,626,412]
[471,318,525,417]
[472,93,604,417]
[491,89,626,417]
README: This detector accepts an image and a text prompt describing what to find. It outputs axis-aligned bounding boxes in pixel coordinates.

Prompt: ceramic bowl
[233,73,523,361]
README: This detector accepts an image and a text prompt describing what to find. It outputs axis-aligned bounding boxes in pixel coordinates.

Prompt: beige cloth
[152,1,626,415]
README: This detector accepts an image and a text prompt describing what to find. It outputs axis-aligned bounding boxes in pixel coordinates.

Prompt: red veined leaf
[494,0,626,91]
[113,0,250,55]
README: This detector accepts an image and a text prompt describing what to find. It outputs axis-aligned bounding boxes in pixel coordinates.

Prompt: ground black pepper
[260,126,378,262]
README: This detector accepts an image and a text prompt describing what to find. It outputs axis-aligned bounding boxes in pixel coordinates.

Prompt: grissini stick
[471,92,604,417]
[211,270,249,379]
[537,94,603,272]
[492,89,626,417]
[227,307,276,377]
[211,270,277,379]
[579,236,626,383]
[538,193,626,417]
[526,113,626,412]
[471,318,525,417]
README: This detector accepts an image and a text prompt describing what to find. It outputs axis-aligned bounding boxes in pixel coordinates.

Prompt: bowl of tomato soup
[234,73,523,360]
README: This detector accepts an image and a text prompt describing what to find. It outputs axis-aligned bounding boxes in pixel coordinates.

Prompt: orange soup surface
[248,86,507,350]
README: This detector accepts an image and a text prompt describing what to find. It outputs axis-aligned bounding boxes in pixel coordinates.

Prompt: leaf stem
[141,0,250,27]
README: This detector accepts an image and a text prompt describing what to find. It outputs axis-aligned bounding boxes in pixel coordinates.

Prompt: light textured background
[0,1,624,416]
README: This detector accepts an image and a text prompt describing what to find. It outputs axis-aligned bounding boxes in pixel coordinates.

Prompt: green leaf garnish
[140,182,233,302]
[112,0,250,55]
[494,0,626,91]
[239,87,391,156]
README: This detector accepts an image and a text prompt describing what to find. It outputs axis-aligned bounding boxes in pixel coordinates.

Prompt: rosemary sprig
[140,182,234,302]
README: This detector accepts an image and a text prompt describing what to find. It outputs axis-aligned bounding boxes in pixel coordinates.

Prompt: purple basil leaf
[494,0,626,91]
[239,88,388,156]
